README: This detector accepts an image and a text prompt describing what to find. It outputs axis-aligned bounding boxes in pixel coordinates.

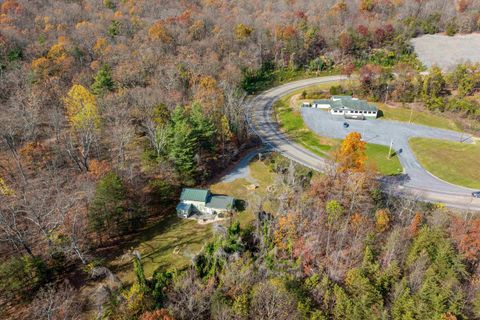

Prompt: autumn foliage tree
[375,208,391,232]
[450,217,480,263]
[63,84,100,171]
[336,132,367,173]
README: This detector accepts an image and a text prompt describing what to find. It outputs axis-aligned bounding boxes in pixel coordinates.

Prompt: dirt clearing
[411,33,480,71]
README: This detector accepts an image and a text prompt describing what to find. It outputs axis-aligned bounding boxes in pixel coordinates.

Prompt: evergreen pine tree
[391,279,416,320]
[133,252,147,291]
[168,116,198,177]
[88,172,127,237]
[91,64,114,95]
[190,103,216,151]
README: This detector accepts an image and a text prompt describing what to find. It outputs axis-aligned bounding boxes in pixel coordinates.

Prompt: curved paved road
[248,76,480,211]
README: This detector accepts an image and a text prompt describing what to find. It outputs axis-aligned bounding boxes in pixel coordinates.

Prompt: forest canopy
[1,0,480,319]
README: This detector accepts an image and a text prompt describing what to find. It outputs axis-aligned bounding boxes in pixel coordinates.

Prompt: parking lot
[301,107,474,193]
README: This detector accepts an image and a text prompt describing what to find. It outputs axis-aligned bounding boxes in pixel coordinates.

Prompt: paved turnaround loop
[247,75,480,211]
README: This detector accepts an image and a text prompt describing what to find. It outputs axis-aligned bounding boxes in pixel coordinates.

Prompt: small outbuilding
[312,99,332,109]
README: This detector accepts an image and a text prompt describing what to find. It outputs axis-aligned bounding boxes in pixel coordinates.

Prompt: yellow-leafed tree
[375,208,391,232]
[336,132,367,173]
[63,84,100,171]
[64,84,100,129]
[0,177,14,196]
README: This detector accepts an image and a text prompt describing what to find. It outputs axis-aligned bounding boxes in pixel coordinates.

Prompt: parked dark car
[343,122,349,128]
[473,191,480,198]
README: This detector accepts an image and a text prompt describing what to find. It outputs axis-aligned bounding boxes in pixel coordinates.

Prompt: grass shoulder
[409,137,480,189]
[376,102,461,132]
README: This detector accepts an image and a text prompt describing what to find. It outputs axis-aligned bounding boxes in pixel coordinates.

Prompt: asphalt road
[248,76,480,211]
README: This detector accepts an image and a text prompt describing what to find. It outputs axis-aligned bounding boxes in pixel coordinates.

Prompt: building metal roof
[180,188,210,202]
[311,96,376,112]
[330,96,378,112]
[206,195,235,210]
[176,202,192,213]
[313,99,332,104]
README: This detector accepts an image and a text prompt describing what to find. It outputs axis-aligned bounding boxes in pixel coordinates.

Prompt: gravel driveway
[220,149,260,183]
[301,107,475,193]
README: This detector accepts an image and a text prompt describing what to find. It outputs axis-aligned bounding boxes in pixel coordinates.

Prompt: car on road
[343,122,349,128]
[473,191,480,198]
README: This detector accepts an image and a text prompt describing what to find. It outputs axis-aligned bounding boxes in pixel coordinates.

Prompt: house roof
[206,195,235,210]
[180,188,210,203]
[330,96,377,112]
[176,202,192,213]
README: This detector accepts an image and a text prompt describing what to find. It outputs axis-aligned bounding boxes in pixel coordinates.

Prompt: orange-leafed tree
[274,212,299,255]
[1,0,22,14]
[31,37,73,79]
[336,132,367,173]
[193,75,224,111]
[450,217,480,263]
[148,20,172,43]
[409,212,423,238]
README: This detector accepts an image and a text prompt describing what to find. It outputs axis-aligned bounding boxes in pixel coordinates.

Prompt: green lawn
[109,216,213,283]
[365,143,404,176]
[409,137,480,189]
[376,103,461,131]
[274,91,403,176]
[109,158,275,283]
[274,98,334,158]
[210,160,276,227]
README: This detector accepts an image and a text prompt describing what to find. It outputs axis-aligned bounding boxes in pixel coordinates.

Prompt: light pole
[387,139,393,159]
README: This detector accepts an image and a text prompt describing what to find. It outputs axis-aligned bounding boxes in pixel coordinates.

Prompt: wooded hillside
[1,0,480,319]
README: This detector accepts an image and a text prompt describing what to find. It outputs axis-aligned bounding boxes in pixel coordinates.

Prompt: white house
[307,96,378,119]
[176,188,235,218]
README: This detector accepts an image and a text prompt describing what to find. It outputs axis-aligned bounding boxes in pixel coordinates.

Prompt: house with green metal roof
[176,188,235,218]
[311,96,378,119]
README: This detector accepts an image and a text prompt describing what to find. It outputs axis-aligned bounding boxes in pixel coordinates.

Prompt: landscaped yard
[274,89,403,176]
[108,157,275,283]
[410,137,480,189]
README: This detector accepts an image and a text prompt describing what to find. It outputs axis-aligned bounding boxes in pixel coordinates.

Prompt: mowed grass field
[274,90,403,176]
[109,158,275,283]
[409,137,480,189]
[376,103,461,131]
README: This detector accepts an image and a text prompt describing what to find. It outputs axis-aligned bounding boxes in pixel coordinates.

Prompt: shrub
[329,85,344,95]
[108,20,121,37]
[0,255,48,299]
[445,20,458,36]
